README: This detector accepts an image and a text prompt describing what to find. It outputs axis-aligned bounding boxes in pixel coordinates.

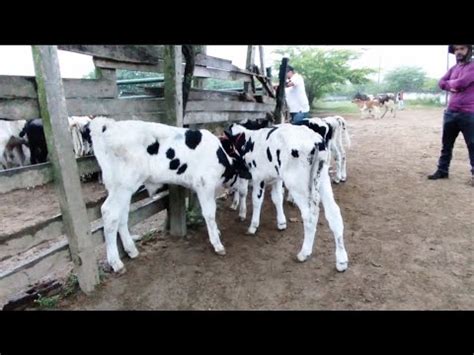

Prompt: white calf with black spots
[90,116,250,272]
[224,123,349,272]
[306,116,351,183]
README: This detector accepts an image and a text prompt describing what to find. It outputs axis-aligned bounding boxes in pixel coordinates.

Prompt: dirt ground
[4,107,473,310]
[0,182,107,238]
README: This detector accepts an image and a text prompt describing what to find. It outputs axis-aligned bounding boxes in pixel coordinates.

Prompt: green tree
[331,80,388,98]
[273,46,375,106]
[421,77,442,93]
[383,66,427,92]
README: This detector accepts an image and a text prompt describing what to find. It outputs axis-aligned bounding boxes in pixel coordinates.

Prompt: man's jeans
[290,111,310,124]
[437,109,474,175]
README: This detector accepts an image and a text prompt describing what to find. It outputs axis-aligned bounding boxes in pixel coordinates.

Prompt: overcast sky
[0,45,455,80]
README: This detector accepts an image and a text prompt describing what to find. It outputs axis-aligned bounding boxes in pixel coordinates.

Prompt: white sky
[207,45,455,80]
[0,45,456,80]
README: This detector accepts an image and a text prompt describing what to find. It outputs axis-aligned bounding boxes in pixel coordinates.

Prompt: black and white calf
[19,119,48,165]
[69,116,93,157]
[300,116,351,183]
[224,123,348,271]
[89,116,250,272]
[231,115,351,213]
[0,119,29,169]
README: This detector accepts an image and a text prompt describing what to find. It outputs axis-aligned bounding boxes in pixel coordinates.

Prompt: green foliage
[82,70,96,79]
[186,207,205,229]
[421,77,442,93]
[141,229,158,243]
[62,273,79,297]
[273,46,375,106]
[383,66,426,92]
[331,80,388,98]
[34,294,60,309]
[407,97,444,107]
[312,100,360,115]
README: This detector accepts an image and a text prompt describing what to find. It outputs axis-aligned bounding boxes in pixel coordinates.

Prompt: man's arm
[439,67,453,91]
[445,64,474,91]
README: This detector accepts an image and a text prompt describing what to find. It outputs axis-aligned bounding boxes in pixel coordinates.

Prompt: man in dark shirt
[428,45,474,186]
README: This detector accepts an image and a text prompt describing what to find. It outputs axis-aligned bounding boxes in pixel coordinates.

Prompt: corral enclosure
[58,107,473,310]
[1,46,472,310]
[0,45,279,308]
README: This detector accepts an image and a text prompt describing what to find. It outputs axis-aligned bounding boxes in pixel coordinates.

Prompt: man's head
[448,45,472,64]
[286,65,295,79]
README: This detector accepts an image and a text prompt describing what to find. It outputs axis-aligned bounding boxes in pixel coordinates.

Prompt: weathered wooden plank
[255,74,276,98]
[112,111,167,123]
[93,57,164,73]
[58,45,164,64]
[90,191,169,252]
[0,186,163,260]
[0,235,69,280]
[0,97,165,120]
[194,53,234,71]
[259,46,266,80]
[0,75,117,99]
[184,111,269,125]
[193,66,252,82]
[0,185,163,257]
[0,97,273,121]
[0,98,40,120]
[141,86,164,97]
[187,100,274,112]
[189,89,241,101]
[66,98,166,116]
[0,156,100,194]
[251,94,277,105]
[163,45,187,238]
[0,191,169,282]
[0,76,37,99]
[32,45,99,293]
[2,279,62,311]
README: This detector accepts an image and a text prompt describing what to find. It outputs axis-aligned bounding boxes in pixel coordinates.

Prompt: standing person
[428,45,474,186]
[397,90,404,110]
[284,65,310,124]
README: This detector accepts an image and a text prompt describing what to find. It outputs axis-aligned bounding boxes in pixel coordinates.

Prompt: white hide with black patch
[68,116,93,157]
[226,123,348,272]
[90,116,248,272]
[309,116,351,183]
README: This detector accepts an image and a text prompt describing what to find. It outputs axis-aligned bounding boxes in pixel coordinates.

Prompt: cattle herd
[0,116,93,170]
[2,100,375,274]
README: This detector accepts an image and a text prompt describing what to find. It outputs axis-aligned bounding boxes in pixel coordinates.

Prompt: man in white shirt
[285,65,310,123]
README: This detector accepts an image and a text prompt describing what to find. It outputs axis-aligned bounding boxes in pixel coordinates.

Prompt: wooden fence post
[163,45,187,237]
[259,46,266,80]
[31,45,99,294]
[274,57,289,124]
[188,45,206,218]
[244,45,255,94]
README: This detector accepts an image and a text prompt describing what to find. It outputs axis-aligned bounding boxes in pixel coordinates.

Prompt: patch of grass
[312,100,360,115]
[406,98,444,109]
[62,273,79,297]
[141,229,158,243]
[186,207,205,229]
[34,294,61,309]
